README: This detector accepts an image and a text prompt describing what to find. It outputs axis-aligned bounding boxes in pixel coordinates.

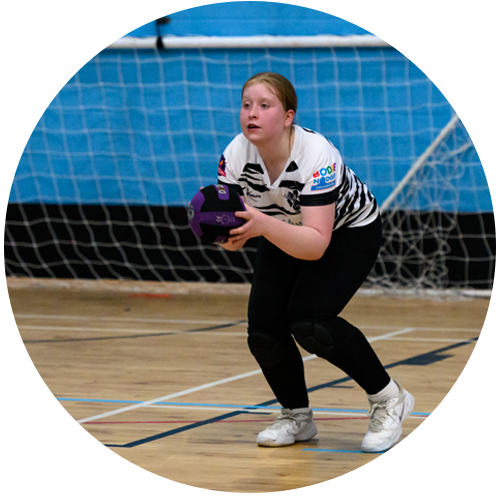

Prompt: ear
[284,109,295,127]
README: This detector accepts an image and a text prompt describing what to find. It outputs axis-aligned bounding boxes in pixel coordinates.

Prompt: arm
[227,202,336,260]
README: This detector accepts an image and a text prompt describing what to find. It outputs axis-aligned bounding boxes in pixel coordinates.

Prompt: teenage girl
[217,72,414,452]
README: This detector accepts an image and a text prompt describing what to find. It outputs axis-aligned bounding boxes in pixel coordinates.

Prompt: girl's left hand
[227,203,267,244]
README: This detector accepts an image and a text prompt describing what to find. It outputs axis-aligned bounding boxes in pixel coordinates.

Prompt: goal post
[369,114,494,297]
[5,35,495,296]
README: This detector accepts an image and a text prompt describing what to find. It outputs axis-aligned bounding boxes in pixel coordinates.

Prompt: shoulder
[221,133,258,175]
[224,133,253,157]
[294,125,342,167]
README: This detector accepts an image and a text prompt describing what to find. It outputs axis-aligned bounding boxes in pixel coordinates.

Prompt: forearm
[260,217,331,260]
[227,203,335,260]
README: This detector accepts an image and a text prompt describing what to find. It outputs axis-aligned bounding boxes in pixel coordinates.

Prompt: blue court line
[302,448,497,460]
[92,337,474,447]
[57,397,431,416]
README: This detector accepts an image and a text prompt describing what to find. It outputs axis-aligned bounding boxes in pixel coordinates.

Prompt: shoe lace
[268,412,303,431]
[367,399,397,432]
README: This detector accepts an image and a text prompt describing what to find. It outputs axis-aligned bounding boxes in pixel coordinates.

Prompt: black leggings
[247,216,390,409]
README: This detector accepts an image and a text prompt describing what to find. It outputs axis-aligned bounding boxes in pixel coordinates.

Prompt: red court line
[84,416,369,425]
[414,413,496,418]
[129,293,172,298]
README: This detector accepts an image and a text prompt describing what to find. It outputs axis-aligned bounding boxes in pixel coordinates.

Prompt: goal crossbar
[108,35,390,50]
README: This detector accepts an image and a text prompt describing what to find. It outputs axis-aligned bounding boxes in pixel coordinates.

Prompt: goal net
[5,36,495,295]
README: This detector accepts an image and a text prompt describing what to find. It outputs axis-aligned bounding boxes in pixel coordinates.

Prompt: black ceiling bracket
[156,17,170,50]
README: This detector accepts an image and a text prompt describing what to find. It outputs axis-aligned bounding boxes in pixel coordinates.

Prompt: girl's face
[240,83,294,147]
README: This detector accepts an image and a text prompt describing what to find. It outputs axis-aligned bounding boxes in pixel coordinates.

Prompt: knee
[247,330,291,369]
[291,319,343,359]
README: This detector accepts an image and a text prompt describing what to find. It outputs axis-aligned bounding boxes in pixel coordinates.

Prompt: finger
[231,217,251,232]
[226,236,244,248]
[235,210,250,219]
[229,227,243,236]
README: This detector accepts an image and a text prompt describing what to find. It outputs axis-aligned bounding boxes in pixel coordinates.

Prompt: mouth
[247,124,260,130]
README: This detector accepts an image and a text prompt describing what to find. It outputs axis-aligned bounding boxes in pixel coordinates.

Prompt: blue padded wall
[11,3,491,212]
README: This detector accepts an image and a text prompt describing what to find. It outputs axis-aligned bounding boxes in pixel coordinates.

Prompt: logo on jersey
[243,187,261,202]
[311,163,336,191]
[286,189,300,211]
[218,155,227,177]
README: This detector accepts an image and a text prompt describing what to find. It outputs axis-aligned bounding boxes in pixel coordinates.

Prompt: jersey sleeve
[300,150,344,207]
[217,141,243,194]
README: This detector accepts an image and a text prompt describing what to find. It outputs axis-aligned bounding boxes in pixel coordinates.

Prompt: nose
[248,104,258,119]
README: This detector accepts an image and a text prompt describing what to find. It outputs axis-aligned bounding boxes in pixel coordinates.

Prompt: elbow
[303,240,330,261]
[305,251,326,261]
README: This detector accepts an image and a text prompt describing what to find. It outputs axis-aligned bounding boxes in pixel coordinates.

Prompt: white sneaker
[361,380,415,453]
[257,407,318,447]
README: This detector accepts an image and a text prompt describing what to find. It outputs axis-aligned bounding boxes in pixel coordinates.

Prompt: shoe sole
[361,392,415,453]
[257,424,318,447]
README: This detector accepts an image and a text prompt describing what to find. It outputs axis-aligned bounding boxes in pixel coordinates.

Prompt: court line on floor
[84,415,427,425]
[20,328,480,344]
[302,448,497,460]
[4,328,496,447]
[302,337,477,396]
[385,337,477,344]
[76,368,262,424]
[20,322,481,345]
[20,325,479,343]
[21,321,247,344]
[15,314,232,325]
[64,398,431,417]
[14,313,482,332]
[76,354,316,424]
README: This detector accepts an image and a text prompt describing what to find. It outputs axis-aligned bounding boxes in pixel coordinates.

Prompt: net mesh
[5,44,495,293]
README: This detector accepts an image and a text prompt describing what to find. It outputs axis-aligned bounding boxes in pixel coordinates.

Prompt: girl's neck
[257,126,295,184]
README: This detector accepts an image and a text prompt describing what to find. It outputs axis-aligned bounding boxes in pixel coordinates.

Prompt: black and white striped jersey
[217,125,379,230]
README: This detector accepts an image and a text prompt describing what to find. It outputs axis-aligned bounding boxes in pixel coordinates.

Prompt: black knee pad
[291,320,337,359]
[247,330,290,369]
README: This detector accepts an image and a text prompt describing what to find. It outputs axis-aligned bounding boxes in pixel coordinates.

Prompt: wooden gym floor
[8,279,489,493]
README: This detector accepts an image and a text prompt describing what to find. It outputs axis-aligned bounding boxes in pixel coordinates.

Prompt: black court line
[106,410,285,449]
[106,411,247,448]
[22,320,247,344]
[104,336,477,448]
[14,440,127,448]
[300,337,479,395]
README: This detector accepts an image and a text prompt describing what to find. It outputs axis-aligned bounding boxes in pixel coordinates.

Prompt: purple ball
[188,184,246,243]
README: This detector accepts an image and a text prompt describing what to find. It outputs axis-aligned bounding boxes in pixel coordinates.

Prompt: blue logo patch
[311,164,336,191]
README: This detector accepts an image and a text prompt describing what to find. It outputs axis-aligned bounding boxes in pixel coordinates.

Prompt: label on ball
[216,184,230,201]
[215,214,235,225]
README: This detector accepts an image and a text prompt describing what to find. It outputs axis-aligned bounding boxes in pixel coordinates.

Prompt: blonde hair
[241,72,297,114]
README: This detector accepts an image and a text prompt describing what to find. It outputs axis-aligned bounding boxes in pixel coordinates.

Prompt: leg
[291,317,390,394]
[247,237,309,409]
[286,217,415,451]
[289,217,390,394]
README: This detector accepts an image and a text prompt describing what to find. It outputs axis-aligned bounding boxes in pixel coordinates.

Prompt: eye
[261,103,269,109]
